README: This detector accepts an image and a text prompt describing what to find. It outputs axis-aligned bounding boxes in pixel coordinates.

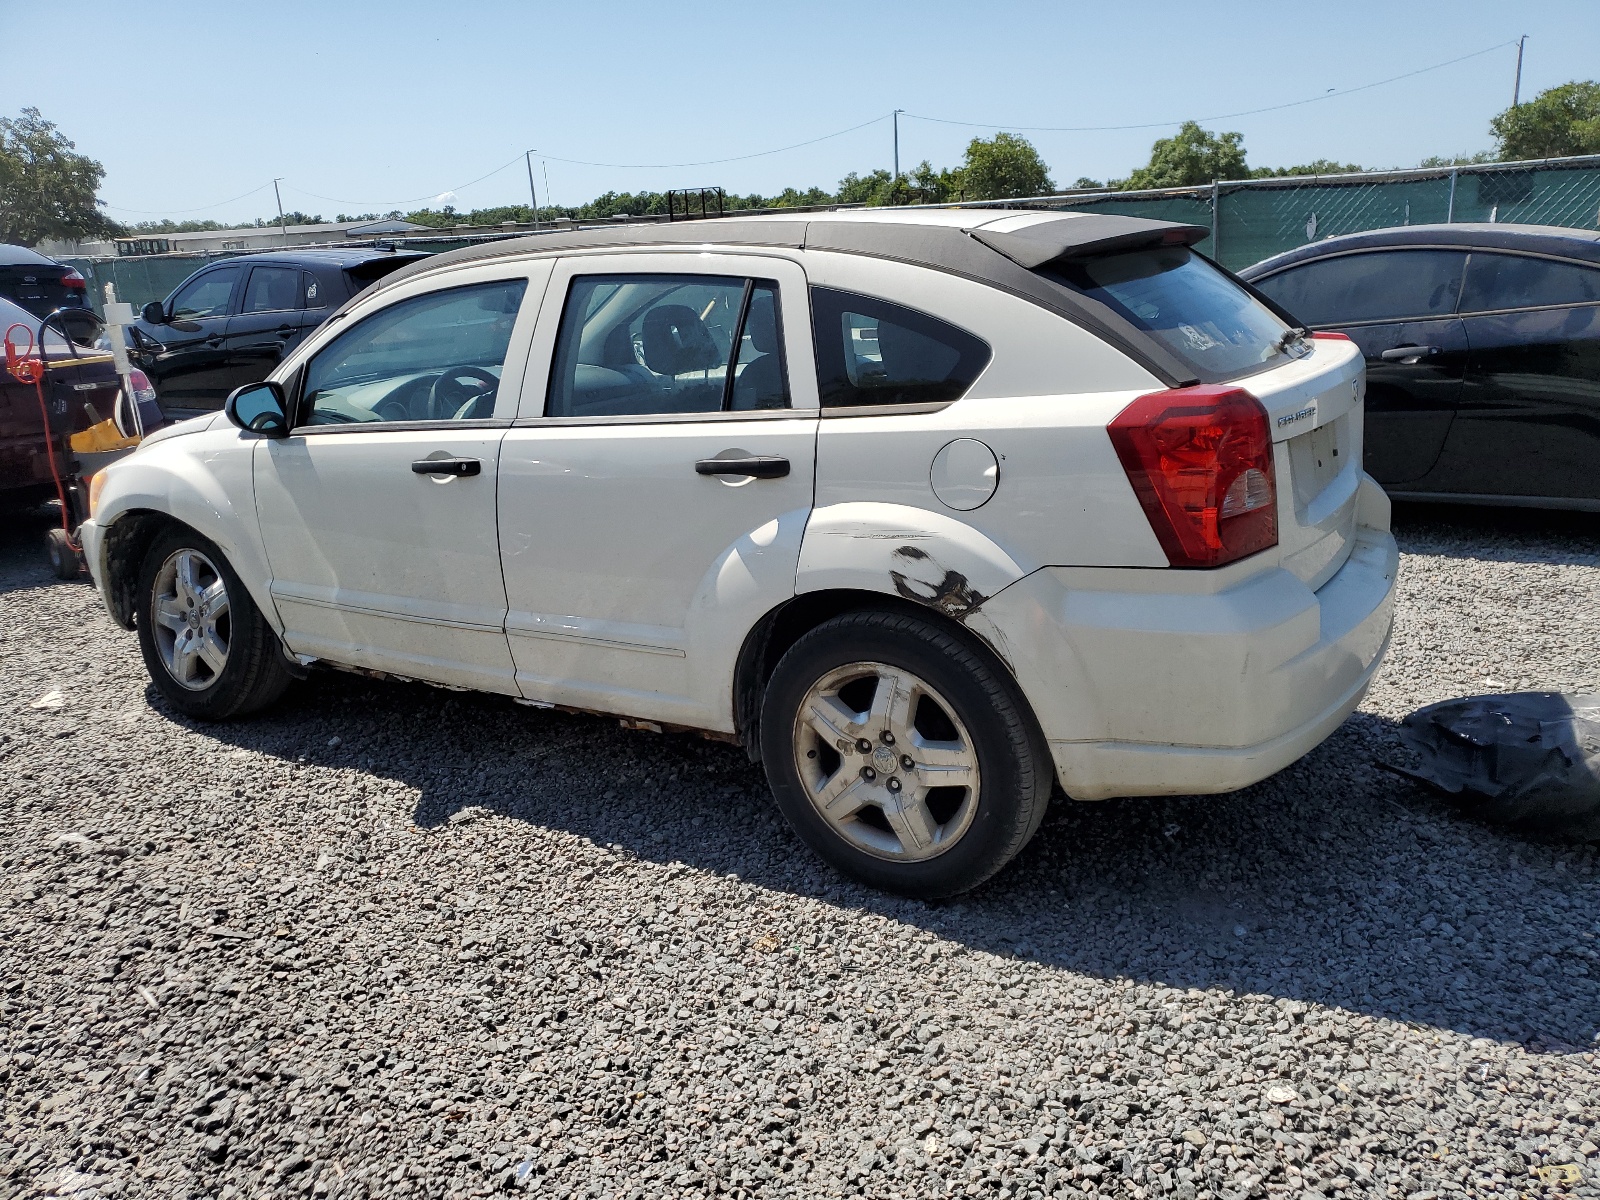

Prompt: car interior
[551,275,787,417]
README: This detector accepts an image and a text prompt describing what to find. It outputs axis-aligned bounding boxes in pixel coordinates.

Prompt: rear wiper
[1274,326,1311,354]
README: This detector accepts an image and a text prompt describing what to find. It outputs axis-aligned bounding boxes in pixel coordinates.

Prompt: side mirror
[225,381,290,438]
[141,301,167,325]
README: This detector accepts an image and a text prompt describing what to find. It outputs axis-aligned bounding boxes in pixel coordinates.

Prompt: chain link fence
[60,154,1600,312]
[984,153,1600,271]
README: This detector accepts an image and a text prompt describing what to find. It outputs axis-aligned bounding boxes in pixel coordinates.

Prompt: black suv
[131,247,427,417]
[1240,224,1600,512]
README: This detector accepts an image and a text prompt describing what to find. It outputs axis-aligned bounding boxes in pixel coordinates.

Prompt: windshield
[1041,247,1301,381]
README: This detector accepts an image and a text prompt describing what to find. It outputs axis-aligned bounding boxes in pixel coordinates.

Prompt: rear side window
[1252,250,1467,327]
[546,273,789,418]
[241,266,303,314]
[303,272,325,308]
[1459,253,1600,312]
[1042,248,1295,381]
[811,287,989,408]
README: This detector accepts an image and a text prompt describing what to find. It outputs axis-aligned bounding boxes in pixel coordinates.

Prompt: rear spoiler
[968,216,1209,270]
[346,252,431,281]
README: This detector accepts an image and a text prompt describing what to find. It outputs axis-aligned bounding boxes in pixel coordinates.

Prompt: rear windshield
[1040,247,1300,381]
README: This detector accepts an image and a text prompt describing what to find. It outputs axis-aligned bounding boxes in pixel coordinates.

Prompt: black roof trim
[968,215,1209,269]
[351,213,1204,388]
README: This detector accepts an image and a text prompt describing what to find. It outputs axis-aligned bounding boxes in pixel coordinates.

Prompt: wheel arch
[732,587,1029,763]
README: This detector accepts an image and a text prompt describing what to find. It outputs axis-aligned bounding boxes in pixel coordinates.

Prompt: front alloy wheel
[793,662,981,862]
[150,547,231,690]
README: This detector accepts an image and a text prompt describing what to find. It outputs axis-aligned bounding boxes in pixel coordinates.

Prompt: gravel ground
[2,503,1599,1200]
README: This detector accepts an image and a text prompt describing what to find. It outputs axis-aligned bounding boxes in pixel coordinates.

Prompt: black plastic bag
[1395,693,1600,840]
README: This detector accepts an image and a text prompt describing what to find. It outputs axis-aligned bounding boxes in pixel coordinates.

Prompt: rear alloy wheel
[760,610,1051,897]
[136,527,293,720]
[793,662,981,863]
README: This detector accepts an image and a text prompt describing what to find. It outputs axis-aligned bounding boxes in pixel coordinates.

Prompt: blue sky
[5,0,1598,225]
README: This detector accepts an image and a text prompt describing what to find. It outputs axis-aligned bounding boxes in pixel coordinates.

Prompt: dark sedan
[0,243,90,318]
[1240,224,1600,511]
[130,246,427,418]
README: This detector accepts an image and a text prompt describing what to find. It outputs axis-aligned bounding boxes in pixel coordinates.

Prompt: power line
[281,153,530,209]
[99,181,275,215]
[536,114,892,170]
[903,40,1520,134]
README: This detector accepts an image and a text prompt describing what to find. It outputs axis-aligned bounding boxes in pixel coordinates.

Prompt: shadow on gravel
[1392,500,1600,566]
[175,669,1600,1058]
[0,504,70,596]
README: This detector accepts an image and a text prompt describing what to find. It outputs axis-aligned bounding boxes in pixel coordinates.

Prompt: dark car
[1239,224,1600,511]
[1,294,159,511]
[0,244,90,318]
[129,246,427,417]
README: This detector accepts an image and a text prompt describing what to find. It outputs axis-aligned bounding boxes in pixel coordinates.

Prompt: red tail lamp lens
[61,269,87,290]
[1108,384,1278,568]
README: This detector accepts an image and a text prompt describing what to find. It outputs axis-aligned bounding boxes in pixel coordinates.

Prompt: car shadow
[1392,500,1600,566]
[0,503,71,595]
[175,669,1599,1057]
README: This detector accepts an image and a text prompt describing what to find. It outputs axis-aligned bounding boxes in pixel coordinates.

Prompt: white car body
[82,208,1397,804]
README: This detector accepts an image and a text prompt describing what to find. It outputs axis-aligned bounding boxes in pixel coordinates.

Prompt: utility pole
[525,150,540,230]
[1513,35,1528,107]
[272,178,288,245]
[542,159,553,223]
[892,109,903,182]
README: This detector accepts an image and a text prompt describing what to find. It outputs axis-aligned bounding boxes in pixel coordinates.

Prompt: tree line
[4,81,1599,245]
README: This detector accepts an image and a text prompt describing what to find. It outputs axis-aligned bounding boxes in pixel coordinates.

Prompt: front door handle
[412,457,481,477]
[694,455,789,479]
[1379,345,1440,362]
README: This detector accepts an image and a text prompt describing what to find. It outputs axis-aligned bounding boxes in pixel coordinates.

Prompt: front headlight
[88,469,108,520]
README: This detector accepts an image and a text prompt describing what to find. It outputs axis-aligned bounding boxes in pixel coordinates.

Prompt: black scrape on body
[889,545,988,620]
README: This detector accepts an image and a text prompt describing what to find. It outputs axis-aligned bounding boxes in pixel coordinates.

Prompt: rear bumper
[976,515,1398,801]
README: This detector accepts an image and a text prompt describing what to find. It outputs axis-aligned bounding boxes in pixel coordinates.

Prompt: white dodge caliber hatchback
[82,209,1398,897]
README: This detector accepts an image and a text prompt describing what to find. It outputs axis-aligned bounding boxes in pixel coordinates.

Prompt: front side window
[300,279,527,426]
[169,267,242,320]
[242,266,303,314]
[811,287,989,408]
[1043,248,1297,381]
[546,274,788,418]
[1460,252,1600,312]
[1252,250,1467,328]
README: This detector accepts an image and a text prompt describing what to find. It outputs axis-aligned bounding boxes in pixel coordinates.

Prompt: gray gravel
[3,503,1599,1200]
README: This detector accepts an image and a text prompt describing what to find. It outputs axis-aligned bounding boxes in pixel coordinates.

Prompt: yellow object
[70,418,140,455]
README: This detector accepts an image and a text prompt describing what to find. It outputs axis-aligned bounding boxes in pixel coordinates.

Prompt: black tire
[135,526,293,720]
[759,609,1052,898]
[45,526,80,580]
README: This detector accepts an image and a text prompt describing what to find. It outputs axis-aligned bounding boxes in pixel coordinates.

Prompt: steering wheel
[428,364,499,420]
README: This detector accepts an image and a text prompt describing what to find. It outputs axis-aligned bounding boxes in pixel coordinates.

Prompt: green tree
[1418,152,1495,168]
[958,133,1053,200]
[1250,159,1364,178]
[1490,81,1600,160]
[836,169,895,206]
[0,107,116,245]
[1121,121,1247,190]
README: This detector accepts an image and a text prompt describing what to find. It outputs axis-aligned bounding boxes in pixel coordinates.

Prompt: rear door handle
[694,455,789,479]
[1379,345,1439,362]
[412,457,481,477]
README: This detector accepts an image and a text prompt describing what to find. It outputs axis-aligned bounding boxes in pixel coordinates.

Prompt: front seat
[640,305,719,378]
[731,292,787,410]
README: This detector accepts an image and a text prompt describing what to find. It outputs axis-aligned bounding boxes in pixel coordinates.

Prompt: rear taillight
[128,367,157,405]
[1108,384,1278,569]
[1311,331,1352,342]
[61,268,87,290]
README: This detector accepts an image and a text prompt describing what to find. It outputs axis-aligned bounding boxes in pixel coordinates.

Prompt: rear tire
[759,609,1052,898]
[135,527,292,720]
